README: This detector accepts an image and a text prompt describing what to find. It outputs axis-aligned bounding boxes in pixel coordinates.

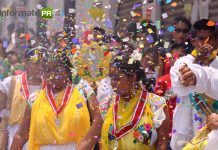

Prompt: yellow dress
[183,126,209,150]
[4,75,29,149]
[101,91,166,150]
[28,87,91,150]
[8,75,27,125]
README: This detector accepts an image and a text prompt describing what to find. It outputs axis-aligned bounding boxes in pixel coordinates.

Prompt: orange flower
[133,131,141,139]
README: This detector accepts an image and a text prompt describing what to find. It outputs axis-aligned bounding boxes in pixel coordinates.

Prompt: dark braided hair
[192,19,216,38]
[174,17,192,31]
[42,30,80,83]
[110,49,153,92]
[42,50,78,83]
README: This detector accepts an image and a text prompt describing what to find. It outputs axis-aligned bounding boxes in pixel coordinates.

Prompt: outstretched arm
[179,64,218,100]
[77,94,103,150]
[10,106,31,150]
[156,106,170,150]
[0,81,9,149]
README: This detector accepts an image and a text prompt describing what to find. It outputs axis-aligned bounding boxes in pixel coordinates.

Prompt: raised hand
[207,114,218,130]
[179,64,196,87]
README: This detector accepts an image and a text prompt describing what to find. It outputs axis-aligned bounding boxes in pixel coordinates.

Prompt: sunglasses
[192,36,214,42]
[175,28,189,34]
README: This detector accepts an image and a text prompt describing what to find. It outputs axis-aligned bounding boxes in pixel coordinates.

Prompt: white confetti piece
[130,11,136,17]
[46,31,50,36]
[36,4,43,9]
[166,53,172,58]
[164,42,170,49]
[162,13,168,19]
[136,22,141,29]
[122,37,130,42]
[117,0,122,3]
[69,8,75,14]
[143,0,147,4]
[31,40,36,45]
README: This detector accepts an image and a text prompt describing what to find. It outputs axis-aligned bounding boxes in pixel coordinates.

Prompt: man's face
[25,60,42,80]
[192,30,216,50]
[172,22,189,43]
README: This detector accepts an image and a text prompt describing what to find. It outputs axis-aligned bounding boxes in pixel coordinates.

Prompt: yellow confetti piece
[147,28,154,34]
[88,7,104,20]
[128,58,134,64]
[139,43,144,48]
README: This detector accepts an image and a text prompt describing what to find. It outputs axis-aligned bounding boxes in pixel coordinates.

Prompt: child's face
[141,53,157,72]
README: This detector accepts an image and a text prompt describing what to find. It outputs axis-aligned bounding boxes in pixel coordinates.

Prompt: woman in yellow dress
[10,50,103,150]
[0,46,45,150]
[101,50,170,150]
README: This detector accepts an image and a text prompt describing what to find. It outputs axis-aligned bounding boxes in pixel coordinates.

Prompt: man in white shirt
[170,19,218,150]
[175,63,218,150]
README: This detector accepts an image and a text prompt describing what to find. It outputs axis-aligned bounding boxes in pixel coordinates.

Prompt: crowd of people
[0,16,218,150]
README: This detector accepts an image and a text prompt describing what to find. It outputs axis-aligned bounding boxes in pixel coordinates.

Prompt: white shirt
[170,55,218,150]
[0,75,41,95]
[187,65,218,150]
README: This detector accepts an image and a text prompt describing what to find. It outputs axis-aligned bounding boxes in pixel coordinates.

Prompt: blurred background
[0,0,217,57]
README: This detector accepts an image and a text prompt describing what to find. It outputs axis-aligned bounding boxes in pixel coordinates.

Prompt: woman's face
[25,60,43,80]
[7,54,19,65]
[141,53,157,72]
[109,66,136,97]
[43,60,70,89]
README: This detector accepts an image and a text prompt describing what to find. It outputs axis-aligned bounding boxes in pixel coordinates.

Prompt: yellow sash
[9,76,27,125]
[191,49,217,61]
[28,88,90,150]
[183,126,209,150]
